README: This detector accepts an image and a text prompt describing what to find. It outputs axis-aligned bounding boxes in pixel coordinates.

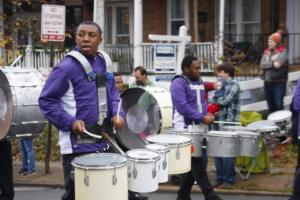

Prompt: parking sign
[41,4,66,41]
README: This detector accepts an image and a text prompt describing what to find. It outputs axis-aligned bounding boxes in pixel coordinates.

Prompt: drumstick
[214,121,242,125]
[116,99,122,123]
[83,129,102,139]
[102,132,126,155]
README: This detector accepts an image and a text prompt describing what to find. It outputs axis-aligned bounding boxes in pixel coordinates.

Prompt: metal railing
[224,33,300,65]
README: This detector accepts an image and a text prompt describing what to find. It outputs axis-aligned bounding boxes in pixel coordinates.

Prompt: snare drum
[237,131,260,157]
[145,144,170,183]
[72,153,128,200]
[206,131,239,157]
[126,149,160,193]
[246,120,280,137]
[146,134,192,174]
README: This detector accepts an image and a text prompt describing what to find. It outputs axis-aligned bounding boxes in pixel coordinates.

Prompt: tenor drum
[146,134,192,174]
[126,149,160,193]
[0,67,45,140]
[237,131,260,157]
[247,120,280,137]
[117,87,172,150]
[169,125,207,157]
[72,153,128,200]
[221,125,254,132]
[267,110,292,135]
[145,144,170,183]
[206,131,239,157]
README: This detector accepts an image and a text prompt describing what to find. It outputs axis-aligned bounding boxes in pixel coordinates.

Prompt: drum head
[116,87,161,150]
[72,153,127,169]
[267,110,292,122]
[145,144,170,152]
[246,120,279,132]
[146,134,191,146]
[0,70,13,140]
[207,131,238,137]
[221,125,254,132]
[126,149,160,162]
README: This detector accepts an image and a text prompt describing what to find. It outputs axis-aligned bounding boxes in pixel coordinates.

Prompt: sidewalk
[13,160,294,196]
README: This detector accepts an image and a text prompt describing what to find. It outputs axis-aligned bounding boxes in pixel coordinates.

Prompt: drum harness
[67,51,111,146]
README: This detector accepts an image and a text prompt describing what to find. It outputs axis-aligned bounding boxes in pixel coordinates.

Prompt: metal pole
[218,0,225,63]
[45,41,54,175]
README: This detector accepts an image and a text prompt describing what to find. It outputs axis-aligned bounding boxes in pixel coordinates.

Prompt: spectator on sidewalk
[129,66,154,88]
[17,137,36,176]
[114,72,124,93]
[287,78,300,200]
[211,63,240,187]
[260,30,288,113]
[0,140,14,200]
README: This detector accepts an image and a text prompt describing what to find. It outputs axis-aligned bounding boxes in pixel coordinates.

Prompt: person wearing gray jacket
[260,30,288,113]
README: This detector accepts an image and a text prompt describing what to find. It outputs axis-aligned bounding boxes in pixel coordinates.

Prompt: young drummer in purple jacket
[170,56,222,200]
[39,21,126,200]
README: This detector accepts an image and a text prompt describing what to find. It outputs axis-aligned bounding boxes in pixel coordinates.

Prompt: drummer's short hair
[216,62,235,78]
[76,21,102,35]
[134,66,147,76]
[181,56,197,71]
[113,72,122,77]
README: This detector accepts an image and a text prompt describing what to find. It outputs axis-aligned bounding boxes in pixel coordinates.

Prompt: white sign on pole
[41,4,66,42]
[154,44,176,73]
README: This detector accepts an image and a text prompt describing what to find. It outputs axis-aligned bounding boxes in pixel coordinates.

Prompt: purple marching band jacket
[293,78,300,140]
[39,49,124,155]
[170,75,208,131]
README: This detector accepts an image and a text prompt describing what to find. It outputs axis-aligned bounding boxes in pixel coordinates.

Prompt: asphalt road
[14,187,289,200]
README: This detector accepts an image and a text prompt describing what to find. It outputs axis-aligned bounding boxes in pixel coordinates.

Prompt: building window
[168,0,189,35]
[225,0,261,39]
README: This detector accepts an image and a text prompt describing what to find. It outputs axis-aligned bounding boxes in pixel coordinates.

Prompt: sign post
[149,26,191,75]
[41,4,65,174]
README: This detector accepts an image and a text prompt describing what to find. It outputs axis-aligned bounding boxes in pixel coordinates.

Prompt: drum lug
[176,146,180,160]
[163,159,167,170]
[133,164,138,179]
[152,167,157,179]
[112,167,117,185]
[84,171,89,186]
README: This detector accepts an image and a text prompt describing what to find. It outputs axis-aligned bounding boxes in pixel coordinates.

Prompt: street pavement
[14,186,288,200]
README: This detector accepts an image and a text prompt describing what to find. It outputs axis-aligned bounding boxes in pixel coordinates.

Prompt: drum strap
[67,50,108,125]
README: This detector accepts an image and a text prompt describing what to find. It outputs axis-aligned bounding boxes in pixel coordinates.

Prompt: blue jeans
[18,138,36,171]
[214,157,236,184]
[264,83,286,113]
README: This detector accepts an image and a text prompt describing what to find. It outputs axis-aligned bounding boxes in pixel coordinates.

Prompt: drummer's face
[188,60,201,81]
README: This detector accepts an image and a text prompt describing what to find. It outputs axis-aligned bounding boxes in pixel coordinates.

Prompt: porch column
[93,0,105,47]
[134,0,143,68]
[218,0,225,63]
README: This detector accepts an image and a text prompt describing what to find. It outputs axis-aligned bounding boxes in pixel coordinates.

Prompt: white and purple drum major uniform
[38,48,122,200]
[39,49,121,154]
[170,75,221,200]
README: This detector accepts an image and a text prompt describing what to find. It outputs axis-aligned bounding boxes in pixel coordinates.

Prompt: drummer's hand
[281,136,293,144]
[203,113,215,125]
[112,115,125,129]
[72,120,85,135]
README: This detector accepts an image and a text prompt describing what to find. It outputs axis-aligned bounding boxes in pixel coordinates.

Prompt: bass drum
[0,67,45,139]
[116,86,172,150]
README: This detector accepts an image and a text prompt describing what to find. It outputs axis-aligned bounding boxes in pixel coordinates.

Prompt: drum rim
[71,153,128,170]
[207,131,238,137]
[145,134,192,147]
[267,110,292,122]
[126,149,160,163]
[145,144,171,153]
[237,131,261,138]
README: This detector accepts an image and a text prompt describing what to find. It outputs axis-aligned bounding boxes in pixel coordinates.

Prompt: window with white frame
[167,0,189,35]
[225,0,261,37]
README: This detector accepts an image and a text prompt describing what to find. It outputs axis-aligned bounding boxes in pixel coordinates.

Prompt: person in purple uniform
[170,56,223,200]
[39,21,130,200]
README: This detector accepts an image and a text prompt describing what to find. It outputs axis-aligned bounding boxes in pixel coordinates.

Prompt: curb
[15,182,291,197]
